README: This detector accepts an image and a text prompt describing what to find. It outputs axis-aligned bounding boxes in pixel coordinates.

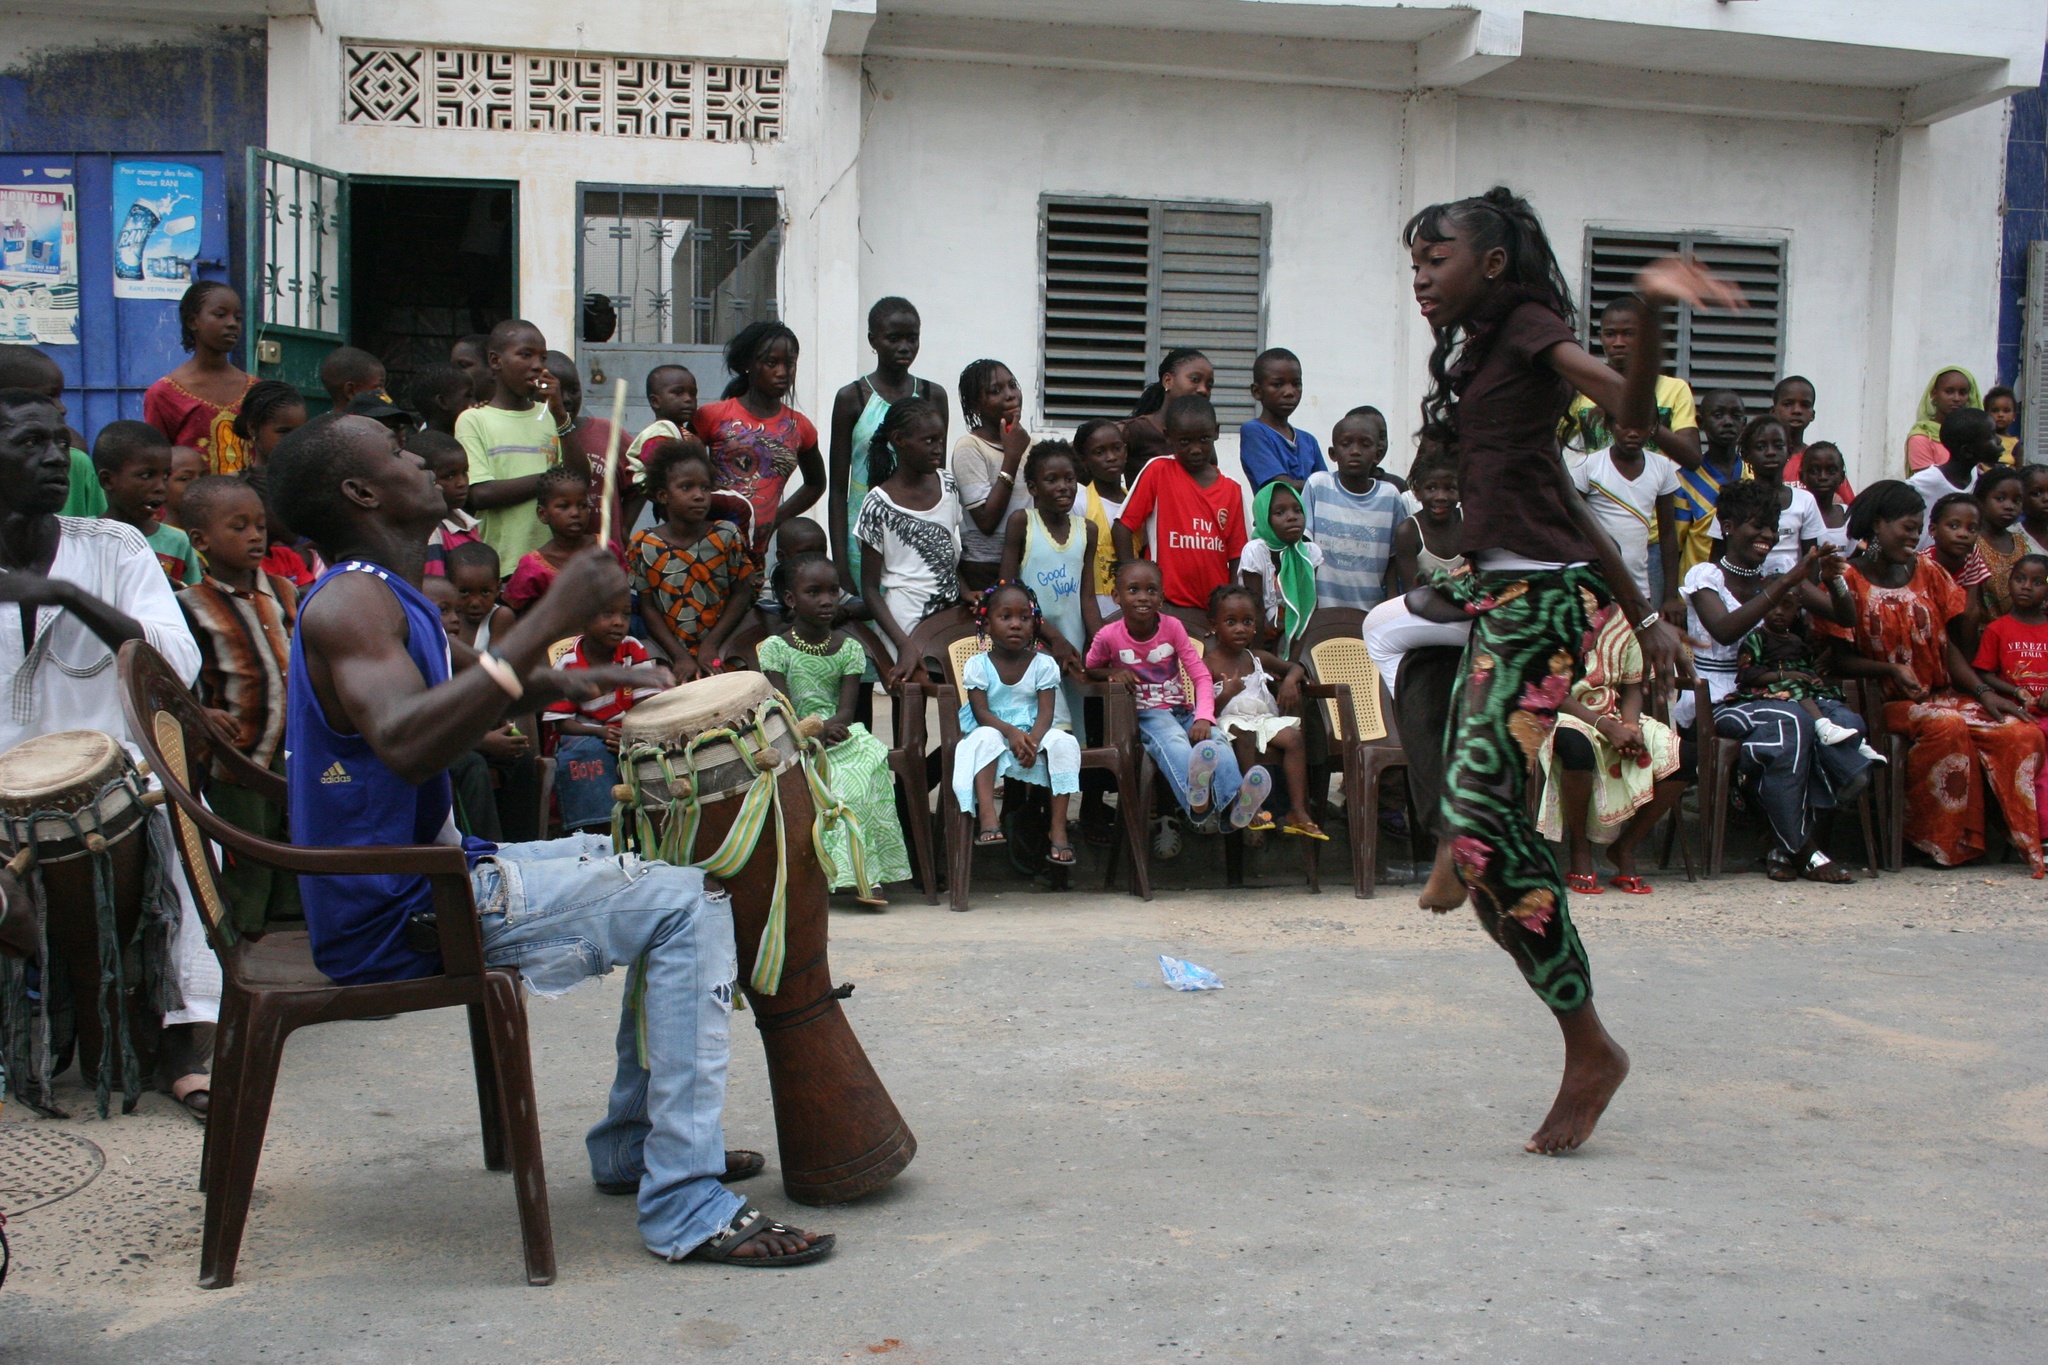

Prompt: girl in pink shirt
[1085,559,1271,834]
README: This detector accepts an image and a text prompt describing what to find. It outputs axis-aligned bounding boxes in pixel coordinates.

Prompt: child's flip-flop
[1565,873,1604,895]
[1186,742,1220,815]
[1608,875,1653,895]
[1246,810,1276,832]
[1229,766,1272,830]
[974,829,1006,847]
[1282,820,1330,841]
[1046,842,1077,866]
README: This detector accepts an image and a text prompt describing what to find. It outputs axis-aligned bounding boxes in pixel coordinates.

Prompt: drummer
[266,412,832,1268]
[0,385,218,1113]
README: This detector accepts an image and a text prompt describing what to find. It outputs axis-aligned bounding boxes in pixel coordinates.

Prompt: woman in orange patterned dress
[1816,480,2045,875]
[143,281,256,473]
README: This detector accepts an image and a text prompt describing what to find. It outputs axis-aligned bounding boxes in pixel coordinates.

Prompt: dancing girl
[1402,187,1735,1153]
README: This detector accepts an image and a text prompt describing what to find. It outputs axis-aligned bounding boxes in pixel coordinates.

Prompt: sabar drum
[615,671,915,1205]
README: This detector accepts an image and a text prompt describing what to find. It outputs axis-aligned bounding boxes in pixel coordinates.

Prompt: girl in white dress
[952,581,1083,865]
[1203,584,1322,839]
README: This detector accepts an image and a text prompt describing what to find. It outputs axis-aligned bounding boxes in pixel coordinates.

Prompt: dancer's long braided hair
[1402,186,1575,447]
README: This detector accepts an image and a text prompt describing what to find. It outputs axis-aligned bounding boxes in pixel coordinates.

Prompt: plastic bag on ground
[1158,954,1223,991]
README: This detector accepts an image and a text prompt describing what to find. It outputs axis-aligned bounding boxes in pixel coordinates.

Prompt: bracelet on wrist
[1631,610,1661,633]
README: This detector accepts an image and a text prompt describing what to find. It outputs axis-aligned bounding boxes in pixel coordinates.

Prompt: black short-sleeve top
[1452,299,1597,563]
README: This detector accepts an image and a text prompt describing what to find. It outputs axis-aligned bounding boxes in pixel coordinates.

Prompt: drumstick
[596,376,628,550]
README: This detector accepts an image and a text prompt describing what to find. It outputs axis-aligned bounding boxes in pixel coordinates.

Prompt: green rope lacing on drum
[2,766,156,1119]
[609,695,874,1066]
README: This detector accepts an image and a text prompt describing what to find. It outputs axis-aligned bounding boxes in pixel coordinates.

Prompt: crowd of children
[6,265,2039,926]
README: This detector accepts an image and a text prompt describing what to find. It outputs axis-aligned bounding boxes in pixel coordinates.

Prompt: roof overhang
[842,0,2046,126]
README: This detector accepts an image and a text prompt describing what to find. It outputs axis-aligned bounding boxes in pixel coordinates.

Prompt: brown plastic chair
[929,626,1155,912]
[1297,608,1404,898]
[117,640,554,1291]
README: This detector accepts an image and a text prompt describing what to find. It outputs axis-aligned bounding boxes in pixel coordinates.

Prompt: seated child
[1733,589,1880,760]
[1113,394,1245,612]
[1384,442,1464,596]
[1300,406,1406,610]
[161,446,206,530]
[758,553,912,901]
[176,475,302,931]
[542,590,661,835]
[1973,553,2048,829]
[1204,585,1319,839]
[1237,481,1321,655]
[94,421,200,588]
[412,430,482,577]
[952,581,1084,866]
[1534,605,1685,896]
[1986,384,2022,462]
[630,437,759,677]
[445,541,534,841]
[504,466,603,613]
[1797,441,1854,554]
[1086,559,1267,840]
[998,439,1101,730]
[1922,491,1989,653]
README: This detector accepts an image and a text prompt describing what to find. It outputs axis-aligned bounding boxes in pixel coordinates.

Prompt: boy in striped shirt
[543,589,662,834]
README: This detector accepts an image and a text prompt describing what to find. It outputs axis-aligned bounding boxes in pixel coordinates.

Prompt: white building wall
[858,56,1410,484]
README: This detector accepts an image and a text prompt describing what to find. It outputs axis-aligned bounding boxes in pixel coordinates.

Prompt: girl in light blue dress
[999,440,1102,738]
[952,581,1083,865]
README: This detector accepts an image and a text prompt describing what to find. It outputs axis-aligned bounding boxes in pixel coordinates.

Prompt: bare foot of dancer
[1419,839,1467,911]
[1527,1002,1629,1154]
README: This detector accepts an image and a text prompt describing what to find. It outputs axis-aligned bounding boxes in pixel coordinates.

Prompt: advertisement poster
[0,181,77,345]
[112,160,204,300]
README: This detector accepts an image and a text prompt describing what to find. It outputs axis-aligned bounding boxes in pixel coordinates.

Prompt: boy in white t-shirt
[1569,419,1682,608]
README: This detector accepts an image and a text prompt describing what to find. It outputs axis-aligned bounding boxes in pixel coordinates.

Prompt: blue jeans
[473,833,744,1259]
[1136,708,1240,826]
[553,732,621,831]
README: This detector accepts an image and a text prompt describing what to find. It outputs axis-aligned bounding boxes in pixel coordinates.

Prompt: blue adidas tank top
[287,561,483,985]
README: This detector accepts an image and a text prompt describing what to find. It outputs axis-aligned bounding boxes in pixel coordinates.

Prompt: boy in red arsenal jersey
[1113,394,1246,609]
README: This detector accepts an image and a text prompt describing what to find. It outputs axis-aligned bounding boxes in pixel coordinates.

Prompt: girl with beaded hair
[1402,185,1737,1154]
[951,580,1083,867]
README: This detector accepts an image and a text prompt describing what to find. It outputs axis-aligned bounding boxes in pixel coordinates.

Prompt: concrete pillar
[781,0,866,420]
[1862,123,1932,489]
[1393,90,1457,471]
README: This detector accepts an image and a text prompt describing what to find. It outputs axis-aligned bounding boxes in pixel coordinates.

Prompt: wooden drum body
[0,730,158,1099]
[618,674,916,1206]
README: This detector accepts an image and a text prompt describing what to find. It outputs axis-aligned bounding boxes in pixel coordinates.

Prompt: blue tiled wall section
[1999,56,2048,386]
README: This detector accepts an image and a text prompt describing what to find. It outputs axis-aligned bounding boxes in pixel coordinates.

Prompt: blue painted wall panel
[0,29,262,445]
[1999,60,2048,387]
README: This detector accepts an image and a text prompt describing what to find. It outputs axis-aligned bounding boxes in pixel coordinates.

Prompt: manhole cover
[0,1126,105,1214]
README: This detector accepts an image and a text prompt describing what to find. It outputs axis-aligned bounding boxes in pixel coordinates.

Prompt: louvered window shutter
[1041,197,1267,424]
[1583,229,1787,417]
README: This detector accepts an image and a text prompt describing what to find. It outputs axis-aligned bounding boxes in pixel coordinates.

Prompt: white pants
[1362,596,1472,698]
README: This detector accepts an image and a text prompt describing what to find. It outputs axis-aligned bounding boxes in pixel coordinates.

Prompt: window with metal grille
[577,185,780,347]
[1041,196,1267,425]
[1582,230,1787,416]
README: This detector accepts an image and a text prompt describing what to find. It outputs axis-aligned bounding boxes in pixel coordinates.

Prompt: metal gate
[245,148,349,407]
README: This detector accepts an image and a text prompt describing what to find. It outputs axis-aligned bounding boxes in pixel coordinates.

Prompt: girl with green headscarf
[1240,481,1323,654]
[1905,365,1982,473]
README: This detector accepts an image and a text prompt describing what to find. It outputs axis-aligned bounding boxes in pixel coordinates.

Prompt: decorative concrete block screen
[342,41,783,143]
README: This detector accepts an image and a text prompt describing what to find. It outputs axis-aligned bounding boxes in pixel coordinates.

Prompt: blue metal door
[0,152,230,445]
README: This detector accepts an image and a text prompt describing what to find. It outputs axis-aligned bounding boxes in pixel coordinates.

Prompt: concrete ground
[4,845,2047,1364]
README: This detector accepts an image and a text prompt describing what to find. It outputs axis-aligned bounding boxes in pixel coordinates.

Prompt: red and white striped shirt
[544,635,660,726]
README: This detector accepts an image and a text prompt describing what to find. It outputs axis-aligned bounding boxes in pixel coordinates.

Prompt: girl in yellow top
[1074,417,1141,618]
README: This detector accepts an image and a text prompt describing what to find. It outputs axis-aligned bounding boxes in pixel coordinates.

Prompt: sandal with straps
[1565,873,1604,895]
[680,1202,835,1267]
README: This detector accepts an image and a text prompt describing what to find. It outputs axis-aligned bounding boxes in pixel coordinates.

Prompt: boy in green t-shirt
[455,319,591,575]
[0,343,105,517]
[92,420,201,588]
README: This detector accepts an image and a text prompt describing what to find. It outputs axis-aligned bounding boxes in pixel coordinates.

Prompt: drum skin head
[622,671,775,747]
[0,730,124,805]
